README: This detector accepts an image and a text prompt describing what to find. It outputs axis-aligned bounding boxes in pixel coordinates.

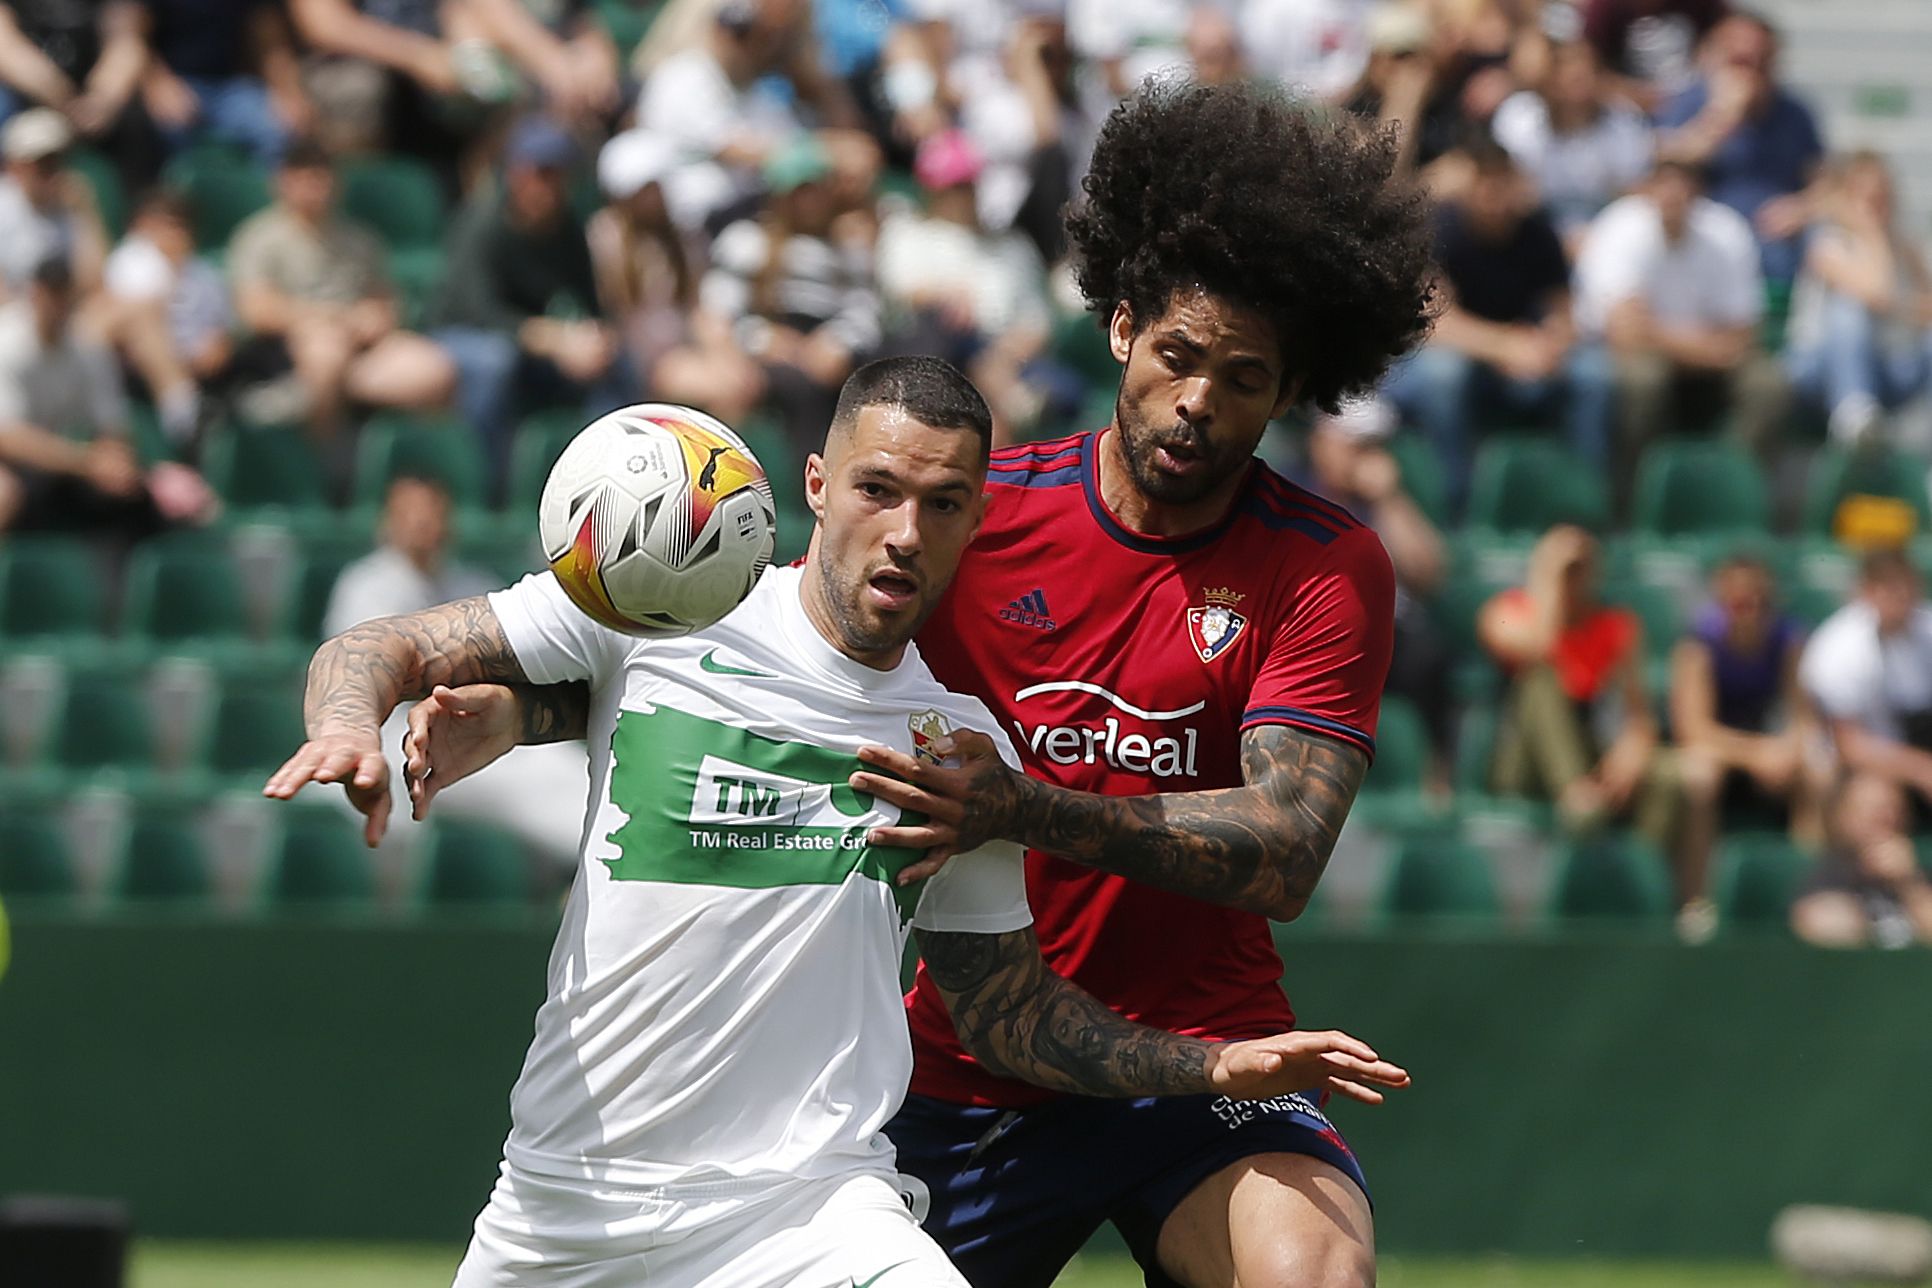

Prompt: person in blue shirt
[1655,9,1822,285]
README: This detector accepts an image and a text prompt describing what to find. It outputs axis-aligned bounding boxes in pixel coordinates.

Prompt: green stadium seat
[122,534,252,646]
[51,674,155,775]
[387,246,445,329]
[1548,834,1673,921]
[1378,835,1500,921]
[1049,310,1118,390]
[0,808,74,900]
[112,807,212,903]
[267,805,375,906]
[200,424,331,515]
[506,408,587,512]
[417,820,534,906]
[67,147,128,239]
[338,155,446,251]
[163,145,271,251]
[1801,445,1932,537]
[1388,433,1450,527]
[202,676,308,782]
[353,415,490,512]
[281,536,374,643]
[1631,439,1769,536]
[1601,579,1683,661]
[1363,695,1428,795]
[596,0,665,60]
[0,537,108,644]
[1466,436,1609,535]
[1715,832,1811,928]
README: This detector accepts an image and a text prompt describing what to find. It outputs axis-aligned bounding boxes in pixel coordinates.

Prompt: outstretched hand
[262,728,391,847]
[403,683,522,820]
[1209,1030,1411,1105]
[850,729,1027,884]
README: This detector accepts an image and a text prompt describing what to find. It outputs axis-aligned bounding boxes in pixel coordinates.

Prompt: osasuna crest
[910,709,953,764]
[1186,586,1248,663]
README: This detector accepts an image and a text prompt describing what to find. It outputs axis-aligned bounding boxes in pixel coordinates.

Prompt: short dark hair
[1066,79,1436,414]
[1860,547,1921,586]
[133,186,193,226]
[281,138,331,173]
[30,252,72,293]
[829,356,992,461]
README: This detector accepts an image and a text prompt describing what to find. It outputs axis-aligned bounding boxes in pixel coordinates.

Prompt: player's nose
[1175,375,1215,427]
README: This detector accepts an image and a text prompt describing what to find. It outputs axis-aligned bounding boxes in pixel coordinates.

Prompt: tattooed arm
[399,680,591,820]
[854,725,1368,921]
[263,597,537,843]
[917,924,1407,1100]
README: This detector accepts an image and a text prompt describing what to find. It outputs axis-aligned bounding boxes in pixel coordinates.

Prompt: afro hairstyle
[1066,79,1437,414]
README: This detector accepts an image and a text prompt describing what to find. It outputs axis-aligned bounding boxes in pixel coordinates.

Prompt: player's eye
[930,497,960,514]
[857,481,888,499]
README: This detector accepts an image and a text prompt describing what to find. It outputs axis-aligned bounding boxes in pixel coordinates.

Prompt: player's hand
[851,729,1025,884]
[1209,1030,1410,1105]
[262,727,392,847]
[402,683,521,820]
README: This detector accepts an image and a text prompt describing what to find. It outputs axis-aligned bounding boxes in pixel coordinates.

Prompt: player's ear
[803,453,828,522]
[1107,302,1135,365]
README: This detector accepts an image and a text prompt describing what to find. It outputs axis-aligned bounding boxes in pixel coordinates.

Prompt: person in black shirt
[1383,140,1612,514]
[137,0,310,165]
[0,0,160,187]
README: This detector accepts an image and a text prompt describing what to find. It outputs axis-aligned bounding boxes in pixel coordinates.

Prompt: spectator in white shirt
[1492,39,1654,249]
[876,129,1072,443]
[323,473,586,865]
[1240,0,1370,101]
[100,188,232,444]
[1572,158,1787,501]
[635,0,865,233]
[0,109,108,294]
[1799,548,1932,823]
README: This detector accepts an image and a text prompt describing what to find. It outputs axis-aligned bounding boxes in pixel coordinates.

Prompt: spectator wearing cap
[589,131,764,425]
[1791,774,1932,950]
[637,0,866,234]
[1573,158,1787,499]
[138,0,311,166]
[1383,140,1608,513]
[1799,549,1932,823]
[1492,39,1655,249]
[1669,552,1822,843]
[701,135,879,455]
[1656,9,1822,286]
[1784,151,1932,448]
[228,139,457,446]
[0,254,216,539]
[0,0,158,185]
[1301,396,1454,782]
[1582,0,1727,113]
[0,109,108,294]
[433,116,625,481]
[875,128,1071,443]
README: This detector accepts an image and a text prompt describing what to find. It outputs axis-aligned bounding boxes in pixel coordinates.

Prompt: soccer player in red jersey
[396,81,1434,1288]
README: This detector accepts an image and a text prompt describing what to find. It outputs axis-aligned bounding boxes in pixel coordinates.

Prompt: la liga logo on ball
[541,404,777,638]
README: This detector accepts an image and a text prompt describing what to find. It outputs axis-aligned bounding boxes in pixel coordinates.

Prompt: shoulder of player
[897,659,1019,757]
[1239,466,1378,553]
[983,430,1090,491]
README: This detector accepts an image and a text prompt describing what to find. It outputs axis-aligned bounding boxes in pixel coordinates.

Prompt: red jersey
[906,430,1397,1107]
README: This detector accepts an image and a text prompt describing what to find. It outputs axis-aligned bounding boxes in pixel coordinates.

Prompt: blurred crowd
[0,0,1929,942]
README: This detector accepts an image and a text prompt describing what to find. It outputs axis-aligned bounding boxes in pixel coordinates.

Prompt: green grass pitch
[131,1244,1796,1287]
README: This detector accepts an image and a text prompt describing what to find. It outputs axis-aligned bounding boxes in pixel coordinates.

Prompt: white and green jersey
[486,566,1032,1192]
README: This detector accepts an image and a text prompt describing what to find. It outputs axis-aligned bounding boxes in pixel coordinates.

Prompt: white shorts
[451,1162,967,1288]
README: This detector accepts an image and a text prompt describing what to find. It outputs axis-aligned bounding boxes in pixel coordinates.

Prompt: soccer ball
[539,404,777,637]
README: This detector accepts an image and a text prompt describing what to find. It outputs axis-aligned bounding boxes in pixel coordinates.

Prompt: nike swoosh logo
[699,648,772,678]
[852,1260,913,1288]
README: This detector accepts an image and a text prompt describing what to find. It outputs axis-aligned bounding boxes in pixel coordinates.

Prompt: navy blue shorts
[888,1090,1369,1288]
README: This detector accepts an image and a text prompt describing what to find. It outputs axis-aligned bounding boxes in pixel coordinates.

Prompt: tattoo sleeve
[304,596,530,736]
[516,681,591,744]
[916,926,1216,1097]
[992,725,1369,920]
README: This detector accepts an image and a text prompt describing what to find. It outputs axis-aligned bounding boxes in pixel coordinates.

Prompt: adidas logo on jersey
[999,589,1057,631]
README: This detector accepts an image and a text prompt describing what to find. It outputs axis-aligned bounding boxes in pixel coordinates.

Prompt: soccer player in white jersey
[264,357,1408,1288]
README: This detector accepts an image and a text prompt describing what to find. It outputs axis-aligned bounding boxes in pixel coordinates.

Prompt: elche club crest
[1186,586,1248,663]
[909,709,953,764]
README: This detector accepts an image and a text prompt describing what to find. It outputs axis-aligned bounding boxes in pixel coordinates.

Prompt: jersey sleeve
[487,571,632,687]
[1242,525,1395,760]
